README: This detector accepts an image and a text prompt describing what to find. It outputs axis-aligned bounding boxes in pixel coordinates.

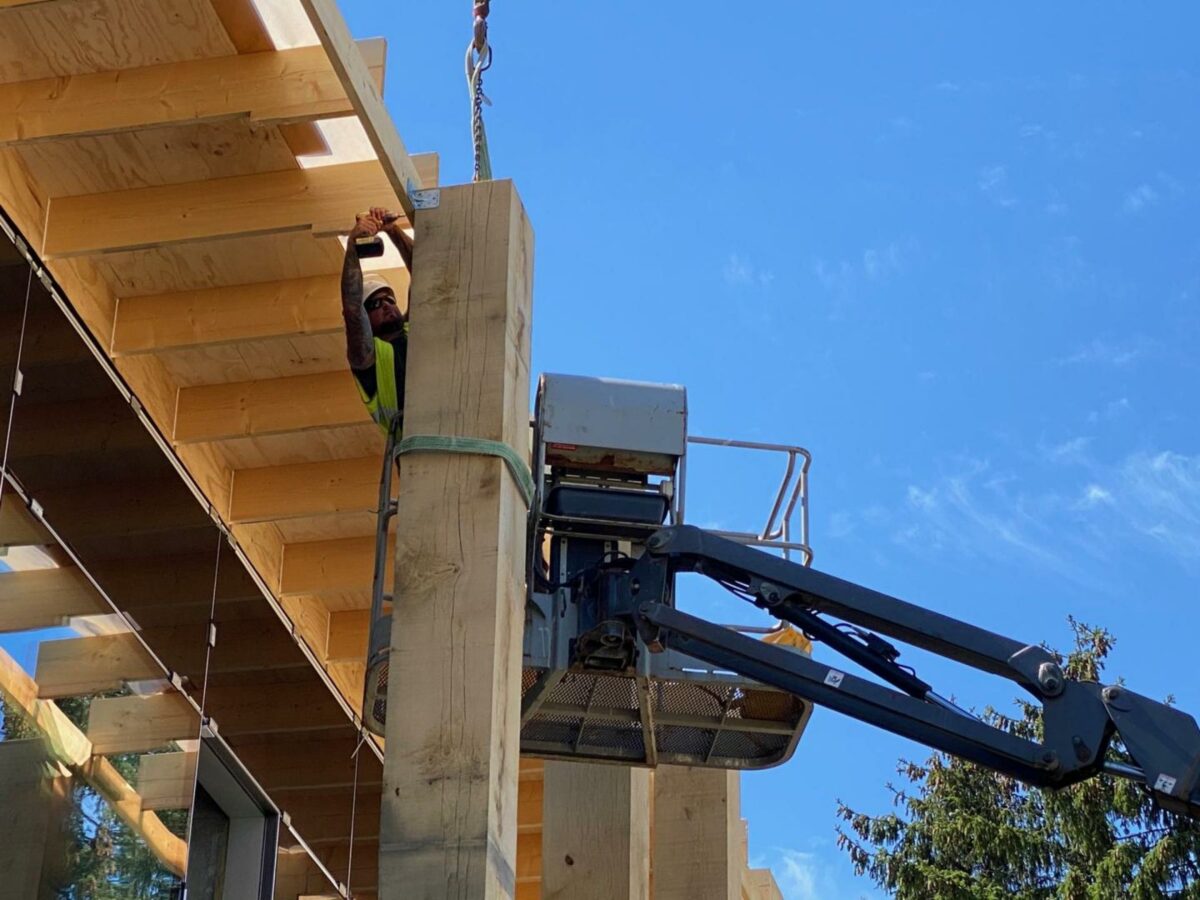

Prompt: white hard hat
[362,273,392,303]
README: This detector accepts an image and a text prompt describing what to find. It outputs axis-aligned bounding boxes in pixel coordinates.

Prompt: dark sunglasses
[364,291,397,312]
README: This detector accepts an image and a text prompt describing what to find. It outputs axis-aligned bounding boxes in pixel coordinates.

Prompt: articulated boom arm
[610,525,1200,819]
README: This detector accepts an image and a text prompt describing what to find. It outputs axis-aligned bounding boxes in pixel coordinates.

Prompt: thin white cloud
[1123,183,1159,213]
[886,447,1200,576]
[1086,397,1132,424]
[897,460,1070,573]
[1118,451,1200,560]
[723,253,774,288]
[978,164,1017,208]
[812,239,916,302]
[761,846,846,900]
[862,242,905,281]
[1043,436,1091,464]
[1076,484,1114,509]
[829,511,855,539]
[1056,337,1151,367]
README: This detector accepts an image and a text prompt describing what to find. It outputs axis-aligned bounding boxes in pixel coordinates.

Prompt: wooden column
[379,180,534,899]
[541,761,652,900]
[652,767,741,900]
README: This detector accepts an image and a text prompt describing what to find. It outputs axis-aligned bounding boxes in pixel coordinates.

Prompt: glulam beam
[0,567,106,632]
[43,161,397,259]
[34,632,162,699]
[86,692,200,755]
[0,44,365,145]
[173,370,367,443]
[229,456,382,524]
[111,267,409,356]
[299,0,423,216]
[280,535,383,598]
[324,609,369,663]
[136,751,197,811]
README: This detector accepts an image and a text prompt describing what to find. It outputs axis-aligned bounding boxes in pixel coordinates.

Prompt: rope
[397,434,534,508]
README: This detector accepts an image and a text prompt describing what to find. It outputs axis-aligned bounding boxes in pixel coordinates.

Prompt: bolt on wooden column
[542,761,652,900]
[652,767,741,900]
[379,179,534,899]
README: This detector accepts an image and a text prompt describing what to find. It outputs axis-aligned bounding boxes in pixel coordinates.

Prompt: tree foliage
[1,692,186,899]
[836,619,1200,899]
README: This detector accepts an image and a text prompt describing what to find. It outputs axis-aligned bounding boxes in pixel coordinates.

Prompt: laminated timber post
[651,767,741,900]
[379,179,533,898]
[541,761,652,900]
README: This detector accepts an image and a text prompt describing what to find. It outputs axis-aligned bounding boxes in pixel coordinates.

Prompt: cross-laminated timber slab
[0,43,372,145]
[379,179,534,898]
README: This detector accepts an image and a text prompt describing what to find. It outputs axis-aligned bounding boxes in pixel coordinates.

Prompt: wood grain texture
[229,455,383,523]
[0,647,91,767]
[173,369,368,443]
[43,160,400,259]
[379,180,534,899]
[0,567,106,631]
[136,750,197,810]
[298,0,421,216]
[324,609,368,663]
[86,691,200,755]
[652,767,741,900]
[543,761,652,900]
[0,45,357,145]
[112,266,409,355]
[34,632,163,699]
[280,534,385,598]
[0,0,233,83]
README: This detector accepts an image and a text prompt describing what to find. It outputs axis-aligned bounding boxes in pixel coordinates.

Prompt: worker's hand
[349,212,382,241]
[371,206,404,235]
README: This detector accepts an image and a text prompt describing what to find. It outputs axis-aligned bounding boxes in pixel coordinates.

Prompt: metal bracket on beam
[411,188,441,210]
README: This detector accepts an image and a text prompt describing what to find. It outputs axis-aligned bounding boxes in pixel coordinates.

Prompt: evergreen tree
[836,619,1200,899]
[1,692,186,898]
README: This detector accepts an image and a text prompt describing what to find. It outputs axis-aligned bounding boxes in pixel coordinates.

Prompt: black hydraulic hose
[768,600,935,700]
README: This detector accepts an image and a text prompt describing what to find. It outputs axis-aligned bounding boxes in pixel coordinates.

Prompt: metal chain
[466,1,493,181]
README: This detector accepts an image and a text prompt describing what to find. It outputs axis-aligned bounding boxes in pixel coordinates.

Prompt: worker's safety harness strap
[397,434,534,508]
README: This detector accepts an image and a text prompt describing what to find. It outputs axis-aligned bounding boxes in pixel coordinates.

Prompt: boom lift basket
[520,374,814,768]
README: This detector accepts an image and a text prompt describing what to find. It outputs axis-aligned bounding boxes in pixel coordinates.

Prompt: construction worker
[341,207,413,434]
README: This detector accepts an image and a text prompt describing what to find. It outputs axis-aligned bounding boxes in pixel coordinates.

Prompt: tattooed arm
[342,214,379,370]
[370,205,414,272]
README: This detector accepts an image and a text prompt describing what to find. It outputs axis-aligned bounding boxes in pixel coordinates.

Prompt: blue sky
[341,2,1200,896]
[2,4,1195,897]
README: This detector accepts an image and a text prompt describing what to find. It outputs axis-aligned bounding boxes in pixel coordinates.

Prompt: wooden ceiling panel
[274,510,377,545]
[90,232,346,296]
[42,160,398,259]
[18,121,297,197]
[0,0,233,83]
[211,423,383,470]
[154,333,350,387]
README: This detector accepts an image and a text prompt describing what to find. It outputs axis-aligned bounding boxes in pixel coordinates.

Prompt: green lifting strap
[396,434,534,508]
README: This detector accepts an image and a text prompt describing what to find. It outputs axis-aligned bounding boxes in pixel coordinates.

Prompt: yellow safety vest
[354,332,405,434]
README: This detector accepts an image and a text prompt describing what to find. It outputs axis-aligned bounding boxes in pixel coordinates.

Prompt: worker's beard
[376,319,406,341]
